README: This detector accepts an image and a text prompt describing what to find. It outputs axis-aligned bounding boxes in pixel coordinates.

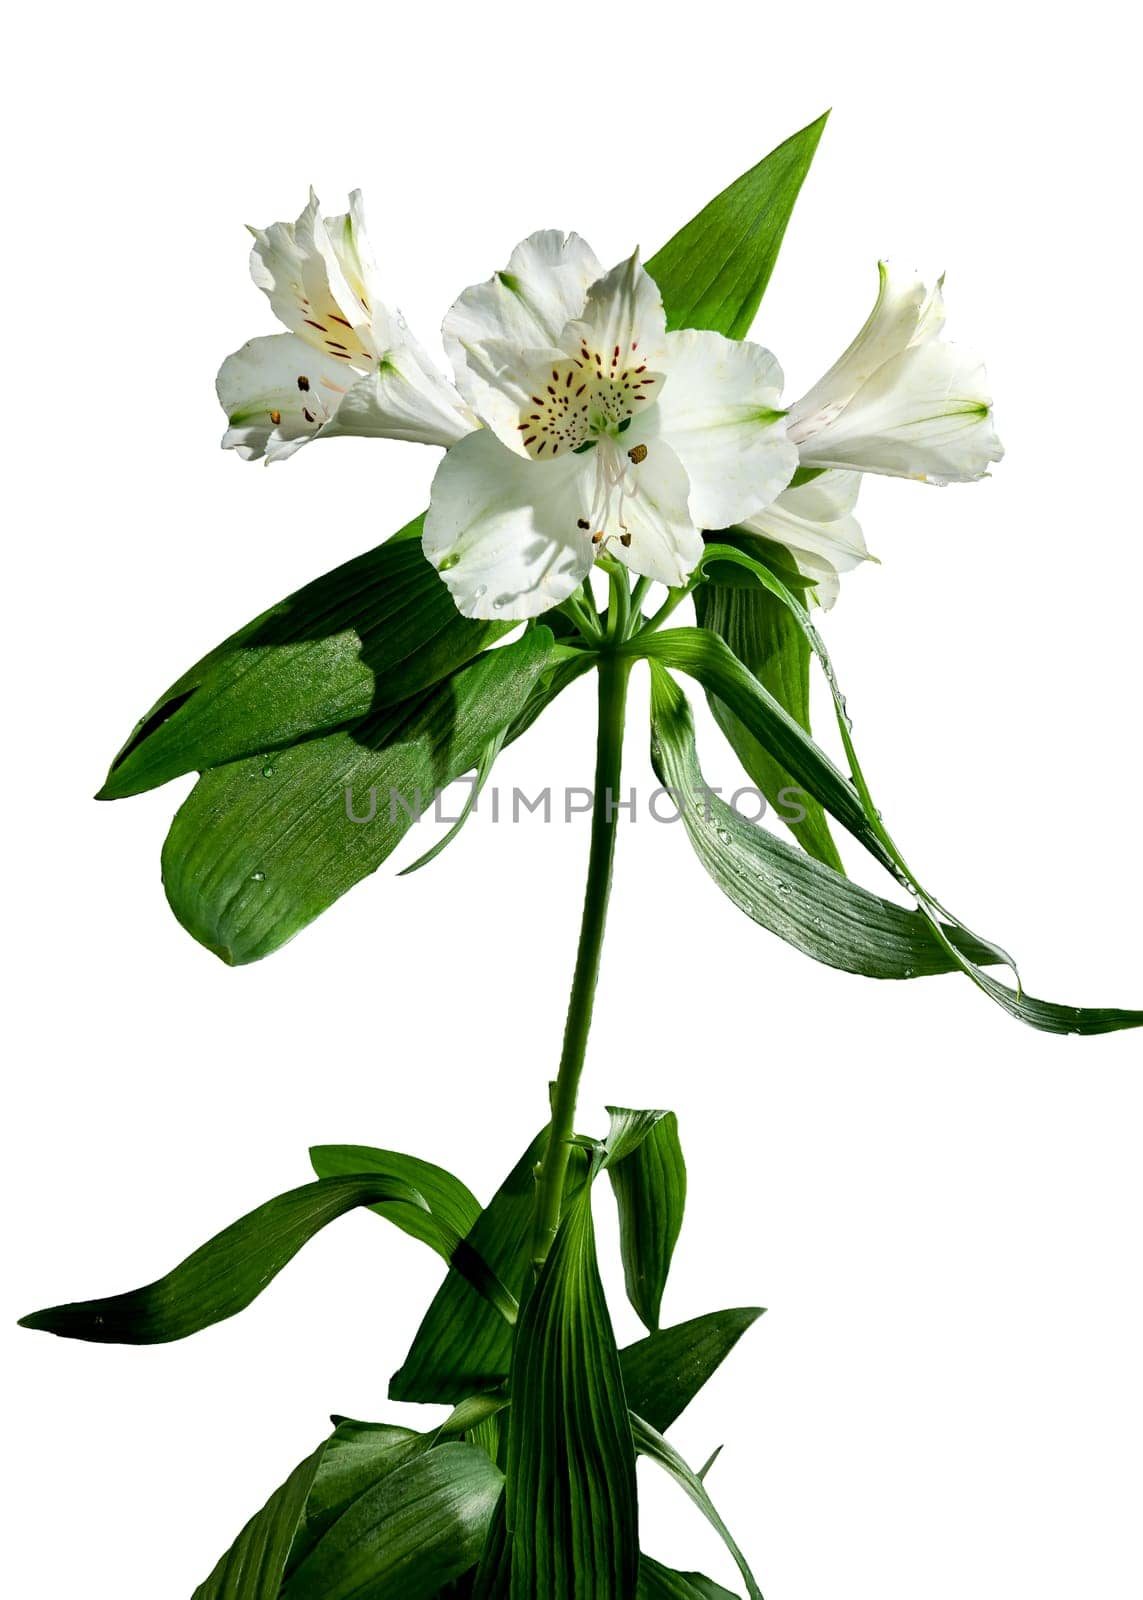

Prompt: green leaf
[279,1422,424,1582]
[695,564,843,870]
[648,667,1005,980]
[198,1417,502,1600]
[161,629,553,965]
[309,1144,481,1262]
[19,1175,424,1344]
[620,1308,765,1435]
[502,643,596,748]
[598,1106,676,1169]
[689,549,1143,1035]
[390,1130,547,1405]
[647,111,829,338]
[308,1144,518,1324]
[606,1109,686,1333]
[398,730,504,877]
[631,1414,761,1600]
[632,627,873,847]
[639,1556,739,1599]
[470,1491,510,1599]
[99,515,513,800]
[505,1185,638,1599]
[193,1443,326,1600]
[282,1442,503,1600]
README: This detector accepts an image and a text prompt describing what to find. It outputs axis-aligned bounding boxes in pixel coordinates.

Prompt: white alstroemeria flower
[739,470,871,610]
[787,263,1003,485]
[423,233,798,619]
[217,191,474,463]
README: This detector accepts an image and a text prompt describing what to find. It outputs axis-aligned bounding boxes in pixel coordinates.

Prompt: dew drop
[262,763,275,778]
[716,827,732,846]
[250,870,266,882]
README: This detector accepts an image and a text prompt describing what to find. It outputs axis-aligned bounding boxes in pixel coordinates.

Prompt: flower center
[516,340,662,459]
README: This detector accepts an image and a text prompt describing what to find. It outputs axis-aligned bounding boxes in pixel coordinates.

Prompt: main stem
[530,650,632,1268]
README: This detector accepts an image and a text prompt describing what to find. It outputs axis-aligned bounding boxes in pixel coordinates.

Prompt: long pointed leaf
[161,629,553,965]
[647,112,829,338]
[282,1442,503,1600]
[620,1308,765,1435]
[695,575,842,869]
[598,1106,676,1169]
[100,515,513,800]
[308,1144,517,1323]
[390,1130,545,1404]
[286,1422,423,1576]
[648,666,1003,979]
[309,1144,481,1260]
[631,1414,761,1600]
[632,627,873,845]
[505,1186,638,1598]
[696,549,1143,1035]
[639,1557,739,1599]
[193,1444,326,1600]
[19,1175,423,1344]
[606,1109,686,1333]
[470,1491,511,1600]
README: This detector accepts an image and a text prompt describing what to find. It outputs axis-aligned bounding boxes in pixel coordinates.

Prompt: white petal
[791,557,841,610]
[215,333,355,463]
[322,190,389,337]
[774,468,863,530]
[788,261,932,439]
[326,349,476,448]
[449,339,580,456]
[740,470,870,610]
[655,329,798,528]
[443,231,602,439]
[249,191,376,369]
[423,429,595,619]
[609,438,703,588]
[563,249,668,372]
[796,341,1003,482]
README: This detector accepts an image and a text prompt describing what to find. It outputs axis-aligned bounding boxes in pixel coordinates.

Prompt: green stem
[531,649,632,1268]
[639,582,692,636]
[629,575,653,621]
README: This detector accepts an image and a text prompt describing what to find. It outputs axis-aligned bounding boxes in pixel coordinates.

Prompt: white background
[4,3,1141,1596]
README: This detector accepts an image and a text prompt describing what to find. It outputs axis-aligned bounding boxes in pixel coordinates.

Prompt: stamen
[517,352,662,461]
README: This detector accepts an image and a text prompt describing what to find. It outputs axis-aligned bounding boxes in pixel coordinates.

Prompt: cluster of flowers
[218,193,1002,620]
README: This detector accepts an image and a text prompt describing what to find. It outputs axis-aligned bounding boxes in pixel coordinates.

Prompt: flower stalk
[530,643,633,1269]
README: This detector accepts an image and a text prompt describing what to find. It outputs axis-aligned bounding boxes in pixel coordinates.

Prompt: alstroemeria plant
[22,114,1140,1600]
